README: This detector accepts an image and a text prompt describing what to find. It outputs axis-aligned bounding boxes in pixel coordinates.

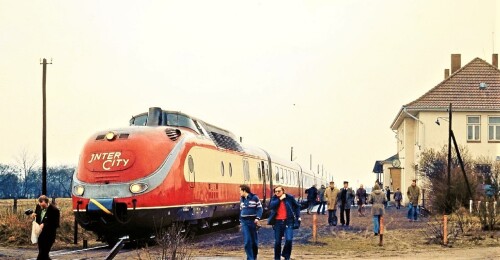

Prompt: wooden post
[443,214,448,245]
[312,214,317,243]
[13,198,18,214]
[379,215,384,246]
[469,199,472,214]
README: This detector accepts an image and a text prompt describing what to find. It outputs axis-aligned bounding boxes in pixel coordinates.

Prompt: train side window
[229,163,233,177]
[280,168,284,183]
[275,166,279,183]
[265,164,269,182]
[221,161,225,177]
[243,159,250,181]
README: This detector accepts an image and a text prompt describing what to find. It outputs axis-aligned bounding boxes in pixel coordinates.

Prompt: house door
[390,168,401,190]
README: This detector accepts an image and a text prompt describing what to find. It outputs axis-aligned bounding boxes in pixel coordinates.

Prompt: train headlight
[74,185,85,196]
[105,132,117,141]
[130,183,148,194]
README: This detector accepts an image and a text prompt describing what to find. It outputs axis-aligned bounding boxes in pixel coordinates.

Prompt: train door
[260,161,267,205]
[242,158,250,185]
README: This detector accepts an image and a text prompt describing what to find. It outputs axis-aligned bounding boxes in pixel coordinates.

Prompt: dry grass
[0,198,98,248]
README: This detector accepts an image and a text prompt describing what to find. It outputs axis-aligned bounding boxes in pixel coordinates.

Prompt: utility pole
[446,103,452,214]
[40,58,52,196]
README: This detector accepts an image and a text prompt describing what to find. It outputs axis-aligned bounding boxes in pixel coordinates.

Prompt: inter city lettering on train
[88,152,130,170]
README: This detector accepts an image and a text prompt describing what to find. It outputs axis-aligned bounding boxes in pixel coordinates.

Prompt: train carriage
[72,107,327,244]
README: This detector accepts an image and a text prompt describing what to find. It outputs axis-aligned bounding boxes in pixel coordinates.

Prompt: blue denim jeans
[241,218,258,260]
[273,219,294,260]
[407,203,418,220]
[316,201,326,214]
[372,215,380,234]
[307,200,315,213]
[328,209,337,225]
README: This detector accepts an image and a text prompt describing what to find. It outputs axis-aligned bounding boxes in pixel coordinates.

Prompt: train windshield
[130,112,199,133]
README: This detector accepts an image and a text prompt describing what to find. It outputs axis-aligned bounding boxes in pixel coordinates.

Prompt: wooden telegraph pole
[40,58,52,195]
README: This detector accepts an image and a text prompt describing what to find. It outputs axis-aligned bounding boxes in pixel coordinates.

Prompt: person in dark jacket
[32,195,60,260]
[356,184,367,216]
[268,185,301,260]
[316,185,327,215]
[337,181,355,226]
[393,188,403,209]
[239,184,263,260]
[386,187,391,207]
[305,184,318,214]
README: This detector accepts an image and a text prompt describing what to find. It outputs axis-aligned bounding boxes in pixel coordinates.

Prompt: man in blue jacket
[239,184,263,260]
[267,185,301,260]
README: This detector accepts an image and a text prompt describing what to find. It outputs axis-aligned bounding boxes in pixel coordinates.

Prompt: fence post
[379,215,384,246]
[477,201,481,214]
[422,189,425,209]
[312,214,317,243]
[469,199,472,214]
[443,214,448,246]
[13,198,18,214]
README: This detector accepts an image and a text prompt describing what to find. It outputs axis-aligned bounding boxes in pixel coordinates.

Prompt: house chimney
[493,53,498,68]
[444,69,450,79]
[451,54,461,74]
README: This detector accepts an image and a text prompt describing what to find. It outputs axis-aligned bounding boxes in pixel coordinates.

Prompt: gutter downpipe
[402,107,425,181]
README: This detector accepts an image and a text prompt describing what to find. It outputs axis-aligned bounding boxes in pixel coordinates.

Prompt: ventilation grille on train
[165,129,181,141]
[209,131,244,152]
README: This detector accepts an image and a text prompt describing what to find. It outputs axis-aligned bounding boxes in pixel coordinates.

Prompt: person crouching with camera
[267,186,301,260]
[32,195,60,260]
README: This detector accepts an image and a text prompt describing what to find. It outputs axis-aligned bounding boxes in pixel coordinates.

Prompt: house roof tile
[390,57,500,129]
[405,58,500,110]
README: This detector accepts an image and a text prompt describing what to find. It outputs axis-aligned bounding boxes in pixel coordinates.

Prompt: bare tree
[15,149,38,198]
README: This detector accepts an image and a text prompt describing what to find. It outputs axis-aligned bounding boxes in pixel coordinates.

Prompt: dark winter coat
[394,190,403,201]
[267,194,301,225]
[336,187,355,209]
[305,186,318,201]
[35,203,60,242]
[356,188,367,205]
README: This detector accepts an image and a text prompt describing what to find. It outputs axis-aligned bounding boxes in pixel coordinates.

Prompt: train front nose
[86,198,132,224]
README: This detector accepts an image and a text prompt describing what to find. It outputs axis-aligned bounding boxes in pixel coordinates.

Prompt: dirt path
[1,205,499,259]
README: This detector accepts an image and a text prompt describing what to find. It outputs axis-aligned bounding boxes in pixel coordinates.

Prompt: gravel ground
[1,204,499,259]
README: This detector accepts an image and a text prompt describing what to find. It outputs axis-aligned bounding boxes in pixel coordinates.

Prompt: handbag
[31,221,41,244]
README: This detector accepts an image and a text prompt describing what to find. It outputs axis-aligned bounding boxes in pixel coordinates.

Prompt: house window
[488,116,500,141]
[467,116,480,141]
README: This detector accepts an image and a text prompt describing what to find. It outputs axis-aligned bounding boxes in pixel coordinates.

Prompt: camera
[24,209,34,216]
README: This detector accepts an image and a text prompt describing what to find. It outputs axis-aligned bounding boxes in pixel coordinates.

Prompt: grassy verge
[0,198,98,248]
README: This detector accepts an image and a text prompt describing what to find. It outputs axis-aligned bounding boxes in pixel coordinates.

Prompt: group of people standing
[239,179,421,260]
[307,181,356,226]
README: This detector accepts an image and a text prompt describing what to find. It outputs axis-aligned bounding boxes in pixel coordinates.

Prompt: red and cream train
[72,107,330,244]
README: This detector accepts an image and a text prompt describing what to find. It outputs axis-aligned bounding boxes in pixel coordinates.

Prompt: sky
[0,0,498,187]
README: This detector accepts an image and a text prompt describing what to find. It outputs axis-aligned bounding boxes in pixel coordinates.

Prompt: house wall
[419,111,500,159]
[396,110,500,204]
